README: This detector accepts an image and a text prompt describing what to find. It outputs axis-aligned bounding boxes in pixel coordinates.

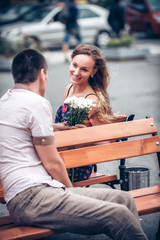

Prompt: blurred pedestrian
[61,0,82,63]
[108,0,125,38]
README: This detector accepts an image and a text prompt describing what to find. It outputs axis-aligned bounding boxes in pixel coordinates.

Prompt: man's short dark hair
[11,49,48,84]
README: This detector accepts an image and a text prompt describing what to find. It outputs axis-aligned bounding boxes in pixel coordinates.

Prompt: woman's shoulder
[64,83,72,92]
[85,92,96,98]
[85,92,98,103]
[63,83,72,102]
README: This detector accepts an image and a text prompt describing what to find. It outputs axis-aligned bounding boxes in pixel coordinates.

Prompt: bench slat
[133,193,160,216]
[0,226,56,240]
[0,182,5,203]
[55,118,157,148]
[0,223,16,231]
[0,194,4,203]
[0,216,15,230]
[73,173,117,187]
[129,185,160,198]
[60,136,160,168]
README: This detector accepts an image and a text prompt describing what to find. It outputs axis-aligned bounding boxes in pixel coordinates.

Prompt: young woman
[55,44,126,182]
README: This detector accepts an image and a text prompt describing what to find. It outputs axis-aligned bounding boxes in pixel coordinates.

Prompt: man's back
[0,87,62,203]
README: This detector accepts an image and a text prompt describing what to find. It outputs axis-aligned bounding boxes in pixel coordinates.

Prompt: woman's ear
[93,67,98,76]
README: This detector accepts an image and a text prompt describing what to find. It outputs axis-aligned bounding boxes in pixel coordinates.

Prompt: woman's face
[69,54,97,86]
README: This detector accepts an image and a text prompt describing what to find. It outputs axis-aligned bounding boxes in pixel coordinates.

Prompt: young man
[0,49,148,240]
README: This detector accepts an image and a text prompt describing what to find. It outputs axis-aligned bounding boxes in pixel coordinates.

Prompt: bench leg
[103,180,119,189]
[119,158,128,191]
[92,164,119,189]
[93,164,97,172]
[118,114,135,191]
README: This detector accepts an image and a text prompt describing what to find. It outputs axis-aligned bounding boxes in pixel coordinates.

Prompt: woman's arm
[53,122,86,131]
[90,111,127,126]
[87,95,127,126]
[86,95,103,126]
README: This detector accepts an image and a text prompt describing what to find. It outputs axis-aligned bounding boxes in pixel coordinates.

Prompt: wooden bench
[55,117,160,190]
[0,118,160,240]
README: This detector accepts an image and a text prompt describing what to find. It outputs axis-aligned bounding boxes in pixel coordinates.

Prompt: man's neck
[13,83,32,91]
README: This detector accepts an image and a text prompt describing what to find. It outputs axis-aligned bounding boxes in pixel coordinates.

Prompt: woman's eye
[82,69,88,72]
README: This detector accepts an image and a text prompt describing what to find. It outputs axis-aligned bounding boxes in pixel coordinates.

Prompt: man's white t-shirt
[0,88,64,203]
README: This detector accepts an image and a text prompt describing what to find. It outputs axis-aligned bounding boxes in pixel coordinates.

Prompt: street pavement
[0,38,160,240]
[43,39,160,65]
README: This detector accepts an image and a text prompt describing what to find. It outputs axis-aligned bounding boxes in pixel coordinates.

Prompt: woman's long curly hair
[71,44,117,123]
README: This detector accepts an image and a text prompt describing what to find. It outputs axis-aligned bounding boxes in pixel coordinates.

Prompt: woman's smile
[71,74,81,82]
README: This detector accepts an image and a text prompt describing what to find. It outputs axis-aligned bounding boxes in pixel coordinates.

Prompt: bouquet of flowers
[63,96,96,126]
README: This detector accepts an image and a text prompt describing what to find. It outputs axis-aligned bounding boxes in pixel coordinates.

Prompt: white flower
[63,96,96,126]
[64,96,78,108]
[64,96,96,109]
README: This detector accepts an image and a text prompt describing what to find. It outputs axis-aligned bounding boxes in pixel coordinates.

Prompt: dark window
[129,0,147,12]
[78,8,99,19]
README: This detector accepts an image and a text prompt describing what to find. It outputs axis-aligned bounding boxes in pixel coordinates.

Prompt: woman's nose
[74,68,80,75]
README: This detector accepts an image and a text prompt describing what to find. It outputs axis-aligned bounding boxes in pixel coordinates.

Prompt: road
[0,38,160,240]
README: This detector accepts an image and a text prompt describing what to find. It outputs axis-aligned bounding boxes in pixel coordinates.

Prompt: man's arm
[35,143,73,188]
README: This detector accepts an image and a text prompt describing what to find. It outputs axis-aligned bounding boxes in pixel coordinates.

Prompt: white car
[1,4,111,48]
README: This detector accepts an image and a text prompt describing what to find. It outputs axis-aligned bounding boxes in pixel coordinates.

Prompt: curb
[102,47,149,61]
[0,59,12,71]
[0,45,158,71]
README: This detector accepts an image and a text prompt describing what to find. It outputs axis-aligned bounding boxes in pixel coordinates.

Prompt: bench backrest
[0,118,159,203]
[55,118,158,148]
[54,118,160,169]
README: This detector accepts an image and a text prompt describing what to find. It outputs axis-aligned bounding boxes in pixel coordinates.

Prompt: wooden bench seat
[0,185,159,240]
[0,118,160,240]
[73,172,118,187]
[129,185,160,215]
[0,219,56,240]
[0,182,4,204]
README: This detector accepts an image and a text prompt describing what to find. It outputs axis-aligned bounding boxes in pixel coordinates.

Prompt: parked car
[0,4,111,48]
[125,0,160,37]
[0,3,50,26]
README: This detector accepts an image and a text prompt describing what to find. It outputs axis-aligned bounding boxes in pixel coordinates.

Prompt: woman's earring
[91,75,94,78]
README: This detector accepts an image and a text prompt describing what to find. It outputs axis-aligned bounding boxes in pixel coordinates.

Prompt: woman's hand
[53,122,86,132]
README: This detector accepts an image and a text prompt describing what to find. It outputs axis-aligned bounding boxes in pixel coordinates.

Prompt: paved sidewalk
[0,40,159,71]
[43,50,72,65]
[43,41,160,65]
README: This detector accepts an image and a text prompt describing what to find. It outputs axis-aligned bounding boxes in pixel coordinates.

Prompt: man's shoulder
[0,89,51,111]
[6,89,49,109]
[25,91,51,109]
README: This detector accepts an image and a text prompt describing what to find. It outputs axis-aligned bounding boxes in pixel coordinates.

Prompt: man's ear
[39,69,45,82]
[38,69,47,97]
